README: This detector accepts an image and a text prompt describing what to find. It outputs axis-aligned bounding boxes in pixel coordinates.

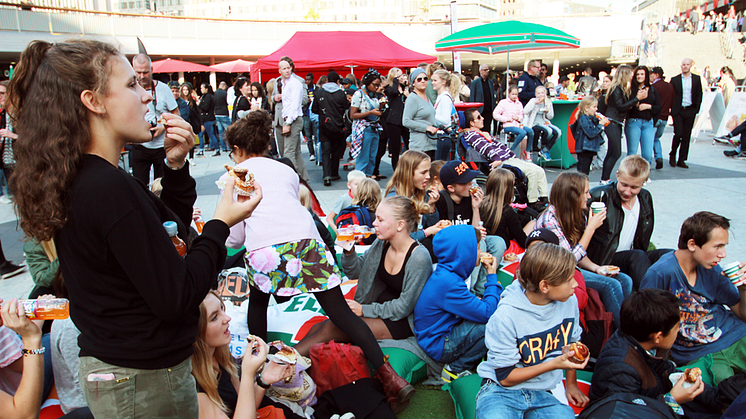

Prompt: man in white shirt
[273,56,309,182]
[669,58,702,169]
[588,155,672,289]
[131,53,179,185]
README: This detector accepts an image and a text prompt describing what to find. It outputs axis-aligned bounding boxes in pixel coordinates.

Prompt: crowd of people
[662,5,742,34]
[0,36,744,419]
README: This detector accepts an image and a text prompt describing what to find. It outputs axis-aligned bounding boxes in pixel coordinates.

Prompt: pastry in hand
[684,367,701,383]
[224,165,255,195]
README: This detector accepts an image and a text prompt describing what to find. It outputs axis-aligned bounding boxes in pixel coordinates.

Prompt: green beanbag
[381,347,428,384]
[443,373,482,419]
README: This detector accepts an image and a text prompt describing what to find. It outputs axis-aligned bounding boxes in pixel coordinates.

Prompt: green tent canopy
[435,20,580,54]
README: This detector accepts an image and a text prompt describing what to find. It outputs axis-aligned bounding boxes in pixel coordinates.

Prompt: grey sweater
[402,93,437,152]
[342,239,432,328]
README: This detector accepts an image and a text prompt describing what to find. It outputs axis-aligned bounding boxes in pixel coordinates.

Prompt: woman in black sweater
[384,68,410,170]
[624,66,661,167]
[199,83,219,155]
[8,40,262,419]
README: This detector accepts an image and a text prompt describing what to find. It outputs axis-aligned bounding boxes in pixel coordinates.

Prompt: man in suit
[669,58,702,169]
[470,64,496,135]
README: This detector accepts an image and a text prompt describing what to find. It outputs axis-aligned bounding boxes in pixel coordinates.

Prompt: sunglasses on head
[416,76,428,82]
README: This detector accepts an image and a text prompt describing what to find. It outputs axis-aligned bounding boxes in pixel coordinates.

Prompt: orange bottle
[163,221,187,257]
[194,215,205,234]
[21,298,70,320]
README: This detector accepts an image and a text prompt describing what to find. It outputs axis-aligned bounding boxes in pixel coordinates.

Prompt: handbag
[256,405,286,419]
[309,340,371,396]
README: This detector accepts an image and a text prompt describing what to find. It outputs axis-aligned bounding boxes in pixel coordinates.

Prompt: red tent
[250,31,436,82]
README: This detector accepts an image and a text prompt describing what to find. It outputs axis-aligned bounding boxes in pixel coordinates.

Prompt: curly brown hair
[224,109,272,156]
[8,39,121,241]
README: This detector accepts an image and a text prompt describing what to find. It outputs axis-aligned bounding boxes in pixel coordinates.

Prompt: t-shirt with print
[142,80,178,149]
[641,251,746,364]
[434,191,473,226]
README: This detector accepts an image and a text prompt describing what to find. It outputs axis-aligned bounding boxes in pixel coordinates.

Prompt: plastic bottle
[20,298,70,320]
[194,215,205,234]
[163,221,187,257]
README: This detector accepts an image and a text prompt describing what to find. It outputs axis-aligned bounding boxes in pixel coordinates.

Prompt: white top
[222,157,321,252]
[682,74,693,108]
[281,75,303,124]
[434,92,455,126]
[616,198,640,253]
[142,80,178,149]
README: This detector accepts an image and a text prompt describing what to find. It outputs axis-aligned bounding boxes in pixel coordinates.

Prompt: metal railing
[608,39,640,63]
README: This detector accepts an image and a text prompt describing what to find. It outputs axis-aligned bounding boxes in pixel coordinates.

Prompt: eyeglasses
[228,149,234,162]
[415,76,428,82]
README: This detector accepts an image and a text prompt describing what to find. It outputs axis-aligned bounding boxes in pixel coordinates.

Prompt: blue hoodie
[413,225,502,361]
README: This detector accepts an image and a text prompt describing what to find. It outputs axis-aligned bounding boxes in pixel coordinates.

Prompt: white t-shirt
[616,198,640,252]
[142,80,178,149]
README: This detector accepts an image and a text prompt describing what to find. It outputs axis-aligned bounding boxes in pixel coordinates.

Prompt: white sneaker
[188,159,196,166]
[310,155,316,162]
[0,196,11,204]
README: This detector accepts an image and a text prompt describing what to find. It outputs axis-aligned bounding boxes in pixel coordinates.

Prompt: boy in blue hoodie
[413,224,502,383]
[475,243,589,418]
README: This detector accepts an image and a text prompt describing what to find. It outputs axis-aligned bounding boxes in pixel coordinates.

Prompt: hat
[651,66,664,77]
[409,68,426,86]
[439,161,480,187]
[344,88,356,96]
[525,228,560,249]
[167,81,179,89]
[328,71,341,83]
[341,78,352,85]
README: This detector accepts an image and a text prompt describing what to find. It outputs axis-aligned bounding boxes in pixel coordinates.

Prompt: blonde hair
[191,291,238,413]
[617,155,650,181]
[298,184,311,209]
[382,196,420,233]
[605,65,632,105]
[150,177,163,198]
[385,150,431,215]
[480,169,515,235]
[578,96,598,116]
[517,243,576,293]
[386,67,403,87]
[265,78,277,111]
[347,170,366,184]
[352,178,382,211]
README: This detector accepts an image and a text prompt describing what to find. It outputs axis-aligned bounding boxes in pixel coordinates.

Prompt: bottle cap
[163,221,179,236]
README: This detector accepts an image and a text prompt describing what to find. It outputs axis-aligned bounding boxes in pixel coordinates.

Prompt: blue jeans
[471,236,507,297]
[355,125,379,176]
[435,133,453,161]
[440,320,488,373]
[476,380,575,419]
[199,120,217,151]
[625,118,655,164]
[579,267,632,328]
[653,118,666,162]
[214,115,230,151]
[504,126,534,153]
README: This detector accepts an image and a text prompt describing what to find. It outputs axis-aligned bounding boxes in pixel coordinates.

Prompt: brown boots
[374,357,416,413]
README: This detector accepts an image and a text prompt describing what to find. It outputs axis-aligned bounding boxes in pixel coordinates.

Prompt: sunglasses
[475,114,484,120]
[415,76,428,82]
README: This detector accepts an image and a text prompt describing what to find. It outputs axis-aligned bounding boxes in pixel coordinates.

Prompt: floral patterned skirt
[245,239,342,297]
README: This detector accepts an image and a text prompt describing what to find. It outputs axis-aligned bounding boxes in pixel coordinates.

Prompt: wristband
[255,374,271,389]
[164,158,186,171]
[22,347,45,356]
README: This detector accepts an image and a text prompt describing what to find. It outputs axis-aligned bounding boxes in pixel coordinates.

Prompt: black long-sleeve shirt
[57,155,229,369]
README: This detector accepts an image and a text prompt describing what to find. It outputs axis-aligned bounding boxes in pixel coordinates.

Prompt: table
[539,99,580,169]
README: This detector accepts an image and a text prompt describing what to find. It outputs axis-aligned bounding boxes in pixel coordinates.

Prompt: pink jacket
[493,98,524,128]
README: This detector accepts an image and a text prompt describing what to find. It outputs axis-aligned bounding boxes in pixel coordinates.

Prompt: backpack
[578,393,676,419]
[314,89,348,137]
[501,165,529,205]
[581,287,615,360]
[336,205,375,245]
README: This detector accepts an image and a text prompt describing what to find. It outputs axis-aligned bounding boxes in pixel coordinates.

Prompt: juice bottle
[337,226,354,242]
[20,298,69,320]
[194,215,205,234]
[163,221,187,257]
[469,179,480,194]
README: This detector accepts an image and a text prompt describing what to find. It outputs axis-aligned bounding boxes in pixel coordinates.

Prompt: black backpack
[314,89,348,137]
[578,393,676,419]
[502,165,529,205]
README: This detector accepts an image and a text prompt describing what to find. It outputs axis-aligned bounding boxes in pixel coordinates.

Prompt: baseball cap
[439,161,480,187]
[344,88,356,96]
[525,228,560,249]
[328,71,341,83]
[341,78,352,85]
[651,67,664,77]
[167,81,180,89]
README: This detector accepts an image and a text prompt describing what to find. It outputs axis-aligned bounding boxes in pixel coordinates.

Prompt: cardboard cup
[590,202,606,216]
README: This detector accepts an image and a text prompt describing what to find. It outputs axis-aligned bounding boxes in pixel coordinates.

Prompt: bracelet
[255,374,271,389]
[164,158,186,171]
[22,347,45,356]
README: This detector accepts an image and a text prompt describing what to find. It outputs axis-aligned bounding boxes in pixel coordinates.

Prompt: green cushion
[382,347,427,384]
[497,271,514,289]
[226,246,245,258]
[443,374,482,419]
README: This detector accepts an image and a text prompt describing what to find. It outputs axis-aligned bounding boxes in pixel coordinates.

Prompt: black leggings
[248,286,385,368]
[386,124,405,171]
[601,122,623,181]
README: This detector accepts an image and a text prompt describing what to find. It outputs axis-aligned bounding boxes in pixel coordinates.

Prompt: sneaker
[599,180,612,186]
[212,150,221,157]
[714,134,732,144]
[538,150,550,161]
[737,152,746,160]
[655,157,663,169]
[189,159,196,166]
[310,155,316,162]
[643,178,652,186]
[0,262,26,280]
[0,196,11,204]
[441,365,473,383]
[196,150,204,157]
[725,149,739,157]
